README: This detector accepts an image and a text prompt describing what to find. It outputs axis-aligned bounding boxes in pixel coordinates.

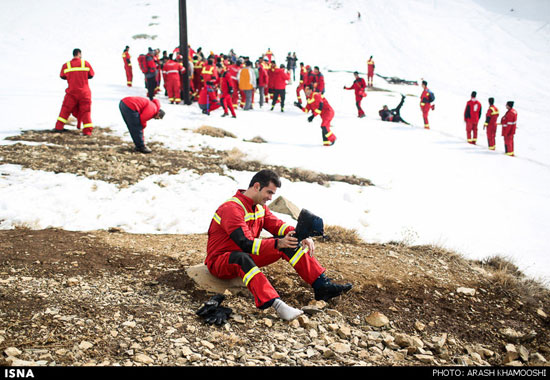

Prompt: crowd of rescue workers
[54,45,518,156]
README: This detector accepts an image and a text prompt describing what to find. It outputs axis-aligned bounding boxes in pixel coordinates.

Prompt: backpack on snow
[137,54,148,74]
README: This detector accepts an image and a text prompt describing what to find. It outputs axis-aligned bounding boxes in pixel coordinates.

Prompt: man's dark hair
[249,169,281,189]
[507,101,515,108]
[422,80,428,86]
[488,97,494,105]
[73,48,81,57]
[471,91,477,98]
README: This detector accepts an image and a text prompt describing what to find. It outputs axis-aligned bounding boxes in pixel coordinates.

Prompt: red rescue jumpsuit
[420,88,434,129]
[206,190,325,309]
[122,50,133,87]
[464,98,482,144]
[367,59,375,86]
[162,59,183,104]
[344,77,367,117]
[219,71,236,117]
[296,66,308,104]
[501,107,518,156]
[304,92,337,146]
[484,105,499,150]
[55,57,95,135]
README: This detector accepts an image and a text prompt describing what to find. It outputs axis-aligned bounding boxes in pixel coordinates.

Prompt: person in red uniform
[309,66,325,94]
[344,71,367,118]
[119,96,165,153]
[122,46,133,87]
[420,80,435,129]
[295,85,337,146]
[483,97,499,151]
[198,81,222,115]
[295,63,307,105]
[55,48,95,136]
[501,101,518,156]
[256,60,268,108]
[217,64,237,118]
[270,64,290,112]
[367,56,375,87]
[162,55,184,104]
[206,169,352,321]
[464,91,482,144]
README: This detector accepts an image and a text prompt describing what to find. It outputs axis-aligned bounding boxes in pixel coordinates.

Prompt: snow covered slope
[1,0,549,283]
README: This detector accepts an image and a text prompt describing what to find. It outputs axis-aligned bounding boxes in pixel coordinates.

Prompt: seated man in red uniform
[206,169,352,321]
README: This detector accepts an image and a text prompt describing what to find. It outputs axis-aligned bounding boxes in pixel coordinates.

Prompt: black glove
[196,294,225,317]
[308,115,315,123]
[294,101,303,110]
[203,306,233,326]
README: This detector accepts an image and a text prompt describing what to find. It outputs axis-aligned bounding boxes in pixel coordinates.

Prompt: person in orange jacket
[483,97,499,150]
[367,56,375,87]
[122,46,133,87]
[420,80,435,129]
[344,71,367,118]
[119,96,165,153]
[295,85,337,146]
[464,91,482,144]
[54,48,95,136]
[162,54,184,104]
[501,101,518,156]
[205,169,352,321]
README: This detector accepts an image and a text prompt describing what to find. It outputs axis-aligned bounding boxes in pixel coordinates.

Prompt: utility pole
[179,0,192,105]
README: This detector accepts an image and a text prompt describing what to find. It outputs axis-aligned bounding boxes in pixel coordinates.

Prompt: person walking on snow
[295,85,337,146]
[501,101,518,157]
[344,71,367,118]
[122,46,133,87]
[54,48,95,136]
[483,97,499,151]
[205,169,352,321]
[270,64,290,112]
[119,96,165,154]
[464,91,482,144]
[367,56,375,87]
[420,80,435,129]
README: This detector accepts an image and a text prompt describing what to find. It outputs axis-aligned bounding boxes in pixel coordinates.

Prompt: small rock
[66,277,79,287]
[329,342,351,354]
[537,309,548,319]
[457,287,476,296]
[518,346,529,362]
[530,352,548,365]
[365,312,389,327]
[134,353,154,365]
[4,347,22,357]
[414,320,426,331]
[79,341,93,350]
[414,354,436,364]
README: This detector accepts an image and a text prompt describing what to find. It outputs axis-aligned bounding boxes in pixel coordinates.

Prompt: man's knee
[228,251,256,274]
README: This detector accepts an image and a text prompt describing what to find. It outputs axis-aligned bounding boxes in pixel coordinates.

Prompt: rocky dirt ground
[0,127,549,367]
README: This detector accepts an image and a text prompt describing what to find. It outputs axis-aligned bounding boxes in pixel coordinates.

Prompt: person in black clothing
[379,94,409,124]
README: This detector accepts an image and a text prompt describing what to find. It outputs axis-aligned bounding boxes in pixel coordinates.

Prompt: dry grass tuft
[194,125,237,139]
[323,225,362,245]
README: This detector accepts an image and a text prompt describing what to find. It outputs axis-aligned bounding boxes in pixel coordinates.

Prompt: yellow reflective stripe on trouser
[83,123,93,128]
[243,266,261,286]
[289,246,309,267]
[57,116,68,124]
[212,213,221,224]
[326,131,333,138]
[251,238,262,255]
[278,223,290,236]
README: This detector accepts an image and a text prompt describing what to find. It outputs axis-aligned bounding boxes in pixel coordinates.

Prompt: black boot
[312,273,352,301]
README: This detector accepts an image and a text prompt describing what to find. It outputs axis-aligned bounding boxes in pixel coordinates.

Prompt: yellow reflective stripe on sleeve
[277,223,290,236]
[289,246,309,267]
[315,109,321,114]
[57,116,68,123]
[251,238,262,255]
[243,266,261,286]
[212,213,221,224]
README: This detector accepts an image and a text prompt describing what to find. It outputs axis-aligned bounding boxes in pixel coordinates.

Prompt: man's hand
[278,231,298,249]
[301,237,315,255]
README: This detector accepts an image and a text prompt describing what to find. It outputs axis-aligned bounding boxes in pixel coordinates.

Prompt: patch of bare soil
[0,228,549,367]
[0,127,372,187]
